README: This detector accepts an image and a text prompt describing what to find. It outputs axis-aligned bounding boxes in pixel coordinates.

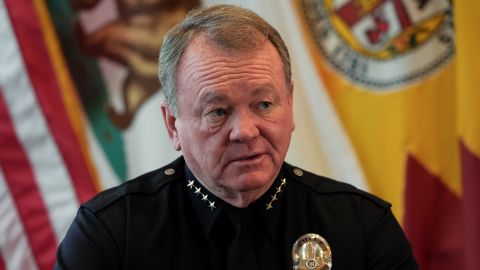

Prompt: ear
[288,80,295,132]
[161,102,181,151]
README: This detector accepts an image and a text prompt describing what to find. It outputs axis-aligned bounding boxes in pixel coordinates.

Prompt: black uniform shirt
[55,156,418,269]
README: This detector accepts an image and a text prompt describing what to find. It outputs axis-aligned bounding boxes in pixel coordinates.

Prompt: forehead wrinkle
[181,45,279,75]
[191,62,279,94]
[202,63,276,82]
[199,68,275,87]
[185,56,276,78]
[193,71,278,103]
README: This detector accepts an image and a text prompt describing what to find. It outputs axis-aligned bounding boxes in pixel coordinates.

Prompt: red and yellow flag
[455,1,480,270]
[294,0,478,269]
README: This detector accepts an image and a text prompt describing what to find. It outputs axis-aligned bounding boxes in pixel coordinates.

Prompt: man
[55,5,418,270]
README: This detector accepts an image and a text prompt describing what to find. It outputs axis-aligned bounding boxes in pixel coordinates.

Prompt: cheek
[177,125,200,155]
[203,134,226,158]
[267,118,293,154]
[273,130,292,152]
[181,129,224,161]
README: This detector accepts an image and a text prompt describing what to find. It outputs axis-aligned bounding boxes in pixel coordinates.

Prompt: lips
[228,152,266,165]
[237,153,259,160]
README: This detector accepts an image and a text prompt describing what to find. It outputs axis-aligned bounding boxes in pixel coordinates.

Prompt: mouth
[230,153,265,164]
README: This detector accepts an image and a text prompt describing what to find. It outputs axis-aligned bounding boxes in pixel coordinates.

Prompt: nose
[228,110,260,142]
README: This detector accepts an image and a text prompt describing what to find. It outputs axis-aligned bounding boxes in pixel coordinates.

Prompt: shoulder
[283,162,390,209]
[84,156,186,213]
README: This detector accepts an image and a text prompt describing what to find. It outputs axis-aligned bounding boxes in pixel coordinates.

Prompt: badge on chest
[292,233,332,270]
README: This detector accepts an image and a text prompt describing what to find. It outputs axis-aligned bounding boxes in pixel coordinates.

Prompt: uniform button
[293,168,303,177]
[164,168,175,175]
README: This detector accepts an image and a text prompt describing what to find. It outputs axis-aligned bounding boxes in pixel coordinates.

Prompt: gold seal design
[299,0,454,89]
[292,233,332,270]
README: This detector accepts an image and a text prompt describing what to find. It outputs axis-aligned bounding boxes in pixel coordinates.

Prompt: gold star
[266,202,273,210]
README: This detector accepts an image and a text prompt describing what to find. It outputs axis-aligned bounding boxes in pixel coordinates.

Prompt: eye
[258,101,273,110]
[204,108,228,124]
[208,108,226,117]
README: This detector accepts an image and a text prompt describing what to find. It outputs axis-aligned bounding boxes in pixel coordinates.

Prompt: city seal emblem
[299,0,455,90]
[292,233,332,270]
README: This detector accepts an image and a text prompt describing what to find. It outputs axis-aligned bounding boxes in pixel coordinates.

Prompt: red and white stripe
[0,10,80,238]
[0,87,59,269]
[3,0,97,203]
[0,169,38,270]
[0,0,97,269]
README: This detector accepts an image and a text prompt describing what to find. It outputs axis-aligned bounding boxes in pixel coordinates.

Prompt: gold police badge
[292,233,332,270]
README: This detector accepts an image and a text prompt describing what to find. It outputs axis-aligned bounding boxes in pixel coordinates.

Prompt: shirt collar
[184,164,287,240]
[184,165,226,239]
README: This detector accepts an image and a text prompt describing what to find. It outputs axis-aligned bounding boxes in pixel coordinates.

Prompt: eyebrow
[251,85,281,102]
[197,90,229,105]
[194,90,229,115]
[251,86,273,97]
[195,83,279,109]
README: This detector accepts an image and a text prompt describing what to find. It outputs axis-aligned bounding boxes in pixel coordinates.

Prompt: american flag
[0,1,99,269]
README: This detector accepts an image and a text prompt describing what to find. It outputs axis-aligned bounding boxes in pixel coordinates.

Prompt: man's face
[162,35,294,204]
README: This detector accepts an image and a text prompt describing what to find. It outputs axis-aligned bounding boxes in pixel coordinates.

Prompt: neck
[199,179,273,208]
[222,188,268,208]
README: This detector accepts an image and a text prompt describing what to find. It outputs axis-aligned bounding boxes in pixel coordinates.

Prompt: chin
[230,171,276,192]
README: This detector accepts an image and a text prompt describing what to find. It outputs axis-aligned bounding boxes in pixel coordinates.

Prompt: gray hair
[158,4,292,116]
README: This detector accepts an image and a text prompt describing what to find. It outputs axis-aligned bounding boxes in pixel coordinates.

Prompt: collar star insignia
[266,178,287,210]
[209,201,216,210]
[266,202,273,210]
[187,179,217,211]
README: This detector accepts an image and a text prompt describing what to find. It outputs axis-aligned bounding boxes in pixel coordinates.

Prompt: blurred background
[0,0,478,269]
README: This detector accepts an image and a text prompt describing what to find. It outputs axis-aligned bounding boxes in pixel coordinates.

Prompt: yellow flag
[455,1,480,270]
[295,0,463,268]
